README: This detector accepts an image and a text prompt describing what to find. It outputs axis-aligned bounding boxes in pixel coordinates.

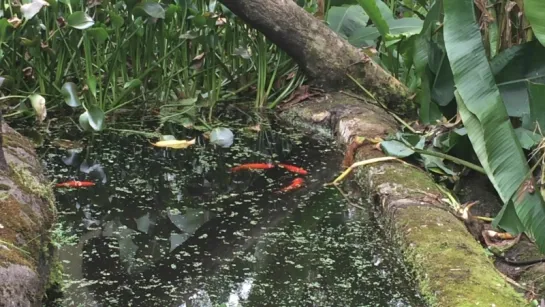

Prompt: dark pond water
[26,116,424,307]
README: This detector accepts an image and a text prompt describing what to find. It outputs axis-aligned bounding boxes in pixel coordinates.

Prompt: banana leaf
[493,41,545,117]
[524,0,545,47]
[444,0,545,251]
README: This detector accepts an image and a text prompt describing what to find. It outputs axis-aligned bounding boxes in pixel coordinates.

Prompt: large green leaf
[414,1,443,124]
[60,82,81,107]
[445,0,545,251]
[430,52,455,106]
[20,0,48,20]
[384,17,424,42]
[326,5,369,39]
[356,0,390,37]
[456,91,525,234]
[83,105,105,131]
[133,3,166,19]
[524,0,545,47]
[493,41,545,117]
[67,11,94,30]
[348,27,380,47]
[348,18,423,49]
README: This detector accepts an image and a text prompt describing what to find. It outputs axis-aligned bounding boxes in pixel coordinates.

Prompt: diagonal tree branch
[219,0,415,115]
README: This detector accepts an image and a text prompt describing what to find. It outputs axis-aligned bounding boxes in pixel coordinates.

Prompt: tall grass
[0,0,303,131]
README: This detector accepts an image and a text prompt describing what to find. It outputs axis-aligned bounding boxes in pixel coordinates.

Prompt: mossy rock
[0,122,58,306]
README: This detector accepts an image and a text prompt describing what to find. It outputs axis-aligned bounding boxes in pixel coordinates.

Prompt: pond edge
[278,92,528,307]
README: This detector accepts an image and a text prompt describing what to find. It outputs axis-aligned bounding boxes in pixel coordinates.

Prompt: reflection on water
[34,119,425,307]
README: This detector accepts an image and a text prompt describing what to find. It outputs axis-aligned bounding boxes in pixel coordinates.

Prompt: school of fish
[230,162,308,193]
[56,163,307,193]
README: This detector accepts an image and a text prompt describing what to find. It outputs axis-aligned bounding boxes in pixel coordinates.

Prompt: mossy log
[279,92,527,306]
[0,120,57,306]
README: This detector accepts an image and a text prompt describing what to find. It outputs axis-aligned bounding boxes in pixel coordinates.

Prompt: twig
[327,156,406,185]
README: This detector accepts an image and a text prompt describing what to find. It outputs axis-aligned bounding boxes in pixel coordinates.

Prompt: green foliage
[0,0,299,130]
[524,0,545,47]
[327,0,545,251]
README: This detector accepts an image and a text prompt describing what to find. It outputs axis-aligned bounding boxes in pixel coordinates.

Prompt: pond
[28,115,425,306]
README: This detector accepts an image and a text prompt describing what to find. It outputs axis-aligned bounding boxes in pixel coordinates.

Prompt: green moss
[0,195,40,268]
[355,162,442,198]
[397,206,527,306]
[10,164,52,200]
[3,131,37,157]
[352,162,526,306]
[47,250,64,290]
[9,164,57,225]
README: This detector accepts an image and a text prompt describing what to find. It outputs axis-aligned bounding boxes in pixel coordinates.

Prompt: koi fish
[278,163,308,175]
[55,181,96,188]
[230,163,275,172]
[277,177,305,193]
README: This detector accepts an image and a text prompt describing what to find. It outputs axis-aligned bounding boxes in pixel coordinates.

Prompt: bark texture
[279,92,526,306]
[218,0,415,115]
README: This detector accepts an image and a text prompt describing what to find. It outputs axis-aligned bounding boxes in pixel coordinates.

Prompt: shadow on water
[29,116,425,307]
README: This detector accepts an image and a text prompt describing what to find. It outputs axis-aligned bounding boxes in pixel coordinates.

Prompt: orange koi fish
[230,163,275,172]
[277,177,305,193]
[55,181,96,188]
[278,163,308,175]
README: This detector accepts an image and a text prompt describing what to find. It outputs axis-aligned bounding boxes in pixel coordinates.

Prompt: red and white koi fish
[230,163,275,172]
[277,163,308,175]
[55,181,96,188]
[277,177,305,193]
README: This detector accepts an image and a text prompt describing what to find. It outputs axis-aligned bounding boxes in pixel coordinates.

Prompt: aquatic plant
[0,0,301,131]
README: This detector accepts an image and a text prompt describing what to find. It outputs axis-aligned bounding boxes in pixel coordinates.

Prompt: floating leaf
[67,11,94,30]
[29,94,46,122]
[133,3,165,19]
[60,82,81,107]
[152,138,196,149]
[86,104,105,131]
[210,127,234,148]
[20,0,49,20]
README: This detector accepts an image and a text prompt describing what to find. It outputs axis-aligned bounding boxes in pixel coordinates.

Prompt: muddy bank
[0,121,58,306]
[279,91,527,306]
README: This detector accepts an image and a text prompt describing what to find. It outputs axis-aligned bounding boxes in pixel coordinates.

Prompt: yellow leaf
[151,138,196,149]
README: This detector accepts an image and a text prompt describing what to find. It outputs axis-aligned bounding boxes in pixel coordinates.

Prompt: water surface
[32,119,424,306]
